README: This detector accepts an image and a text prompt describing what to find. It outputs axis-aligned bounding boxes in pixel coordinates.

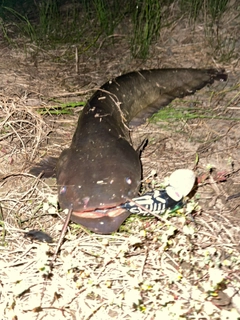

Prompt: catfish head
[56,132,141,233]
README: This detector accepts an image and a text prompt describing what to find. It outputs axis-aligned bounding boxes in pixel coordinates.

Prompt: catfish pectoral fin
[29,156,58,178]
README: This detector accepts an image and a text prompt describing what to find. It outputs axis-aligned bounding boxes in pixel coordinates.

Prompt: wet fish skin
[30,68,227,234]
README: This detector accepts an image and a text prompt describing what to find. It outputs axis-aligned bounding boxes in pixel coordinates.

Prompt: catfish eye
[125,177,132,185]
[60,186,67,194]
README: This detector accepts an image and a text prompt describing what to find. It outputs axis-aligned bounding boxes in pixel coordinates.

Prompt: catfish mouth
[71,205,126,219]
[70,203,131,234]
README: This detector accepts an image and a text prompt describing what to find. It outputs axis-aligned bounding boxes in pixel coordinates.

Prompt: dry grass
[1,8,240,320]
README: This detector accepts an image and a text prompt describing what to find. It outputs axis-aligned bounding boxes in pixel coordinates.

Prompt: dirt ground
[1,6,240,320]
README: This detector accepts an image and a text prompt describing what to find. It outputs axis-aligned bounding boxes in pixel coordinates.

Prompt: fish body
[31,69,227,234]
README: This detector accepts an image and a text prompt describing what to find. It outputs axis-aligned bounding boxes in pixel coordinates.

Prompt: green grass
[92,0,130,36]
[37,101,86,115]
[206,0,229,21]
[150,102,240,124]
[37,0,60,41]
[0,0,233,58]
[131,0,163,58]
[179,0,229,21]
[2,5,37,42]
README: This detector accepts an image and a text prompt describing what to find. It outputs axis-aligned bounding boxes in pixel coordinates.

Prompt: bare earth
[1,7,240,320]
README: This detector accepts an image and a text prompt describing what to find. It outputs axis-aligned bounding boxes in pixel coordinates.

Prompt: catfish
[30,69,227,234]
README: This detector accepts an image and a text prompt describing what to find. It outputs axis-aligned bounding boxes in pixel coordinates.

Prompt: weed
[37,0,60,39]
[131,0,162,58]
[0,0,233,58]
[2,6,36,42]
[207,0,229,22]
[179,0,229,21]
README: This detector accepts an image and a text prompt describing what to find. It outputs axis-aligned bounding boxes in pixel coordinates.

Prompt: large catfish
[30,69,227,234]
